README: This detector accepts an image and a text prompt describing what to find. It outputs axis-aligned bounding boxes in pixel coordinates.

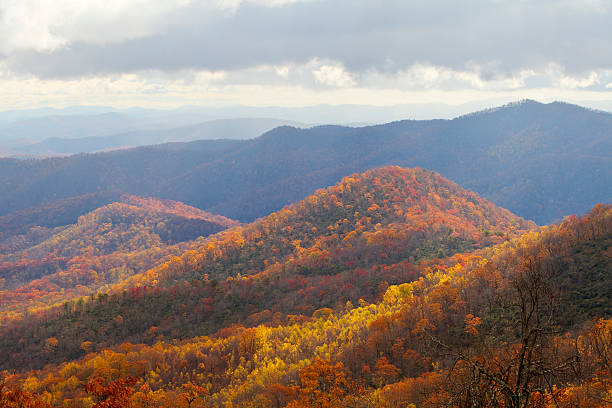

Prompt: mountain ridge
[0,100,610,225]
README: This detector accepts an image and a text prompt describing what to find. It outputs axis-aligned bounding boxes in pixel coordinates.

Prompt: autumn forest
[1,102,612,408]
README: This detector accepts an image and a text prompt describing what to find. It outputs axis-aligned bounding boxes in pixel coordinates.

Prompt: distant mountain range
[0,99,510,129]
[1,99,573,156]
[0,100,610,225]
[0,116,307,156]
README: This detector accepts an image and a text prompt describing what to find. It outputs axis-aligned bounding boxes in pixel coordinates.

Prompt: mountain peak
[140,165,535,287]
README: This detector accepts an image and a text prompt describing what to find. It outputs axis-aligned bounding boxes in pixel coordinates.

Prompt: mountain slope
[0,195,238,321]
[0,139,241,216]
[0,192,124,254]
[0,166,534,370]
[0,100,610,224]
[2,204,610,408]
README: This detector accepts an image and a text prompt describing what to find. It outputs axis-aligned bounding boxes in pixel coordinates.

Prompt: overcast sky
[1,0,612,112]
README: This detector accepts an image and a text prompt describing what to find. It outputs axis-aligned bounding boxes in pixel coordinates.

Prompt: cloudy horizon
[1,0,612,112]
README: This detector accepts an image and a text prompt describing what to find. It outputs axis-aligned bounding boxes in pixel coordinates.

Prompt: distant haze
[0,101,523,157]
[2,99,612,157]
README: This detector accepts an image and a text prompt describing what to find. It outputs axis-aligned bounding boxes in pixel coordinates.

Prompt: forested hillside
[0,139,241,216]
[0,195,238,321]
[0,101,610,224]
[0,192,124,253]
[1,201,609,407]
[0,167,534,370]
[2,0,611,406]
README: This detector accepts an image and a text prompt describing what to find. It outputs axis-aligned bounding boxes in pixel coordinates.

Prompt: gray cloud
[3,0,612,83]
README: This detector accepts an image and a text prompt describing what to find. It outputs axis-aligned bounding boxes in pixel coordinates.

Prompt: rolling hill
[0,166,535,370]
[0,100,610,224]
[0,195,238,321]
[1,197,609,407]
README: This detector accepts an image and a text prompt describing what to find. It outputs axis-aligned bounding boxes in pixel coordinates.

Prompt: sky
[1,0,612,112]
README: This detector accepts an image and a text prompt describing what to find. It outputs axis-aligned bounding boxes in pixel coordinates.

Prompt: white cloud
[0,0,317,55]
[544,64,608,89]
[0,0,66,53]
[2,65,612,114]
[219,0,313,9]
[4,0,612,79]
[275,65,290,78]
[0,0,193,54]
[312,62,355,87]
[1,0,612,110]
[358,64,534,92]
[559,72,600,89]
